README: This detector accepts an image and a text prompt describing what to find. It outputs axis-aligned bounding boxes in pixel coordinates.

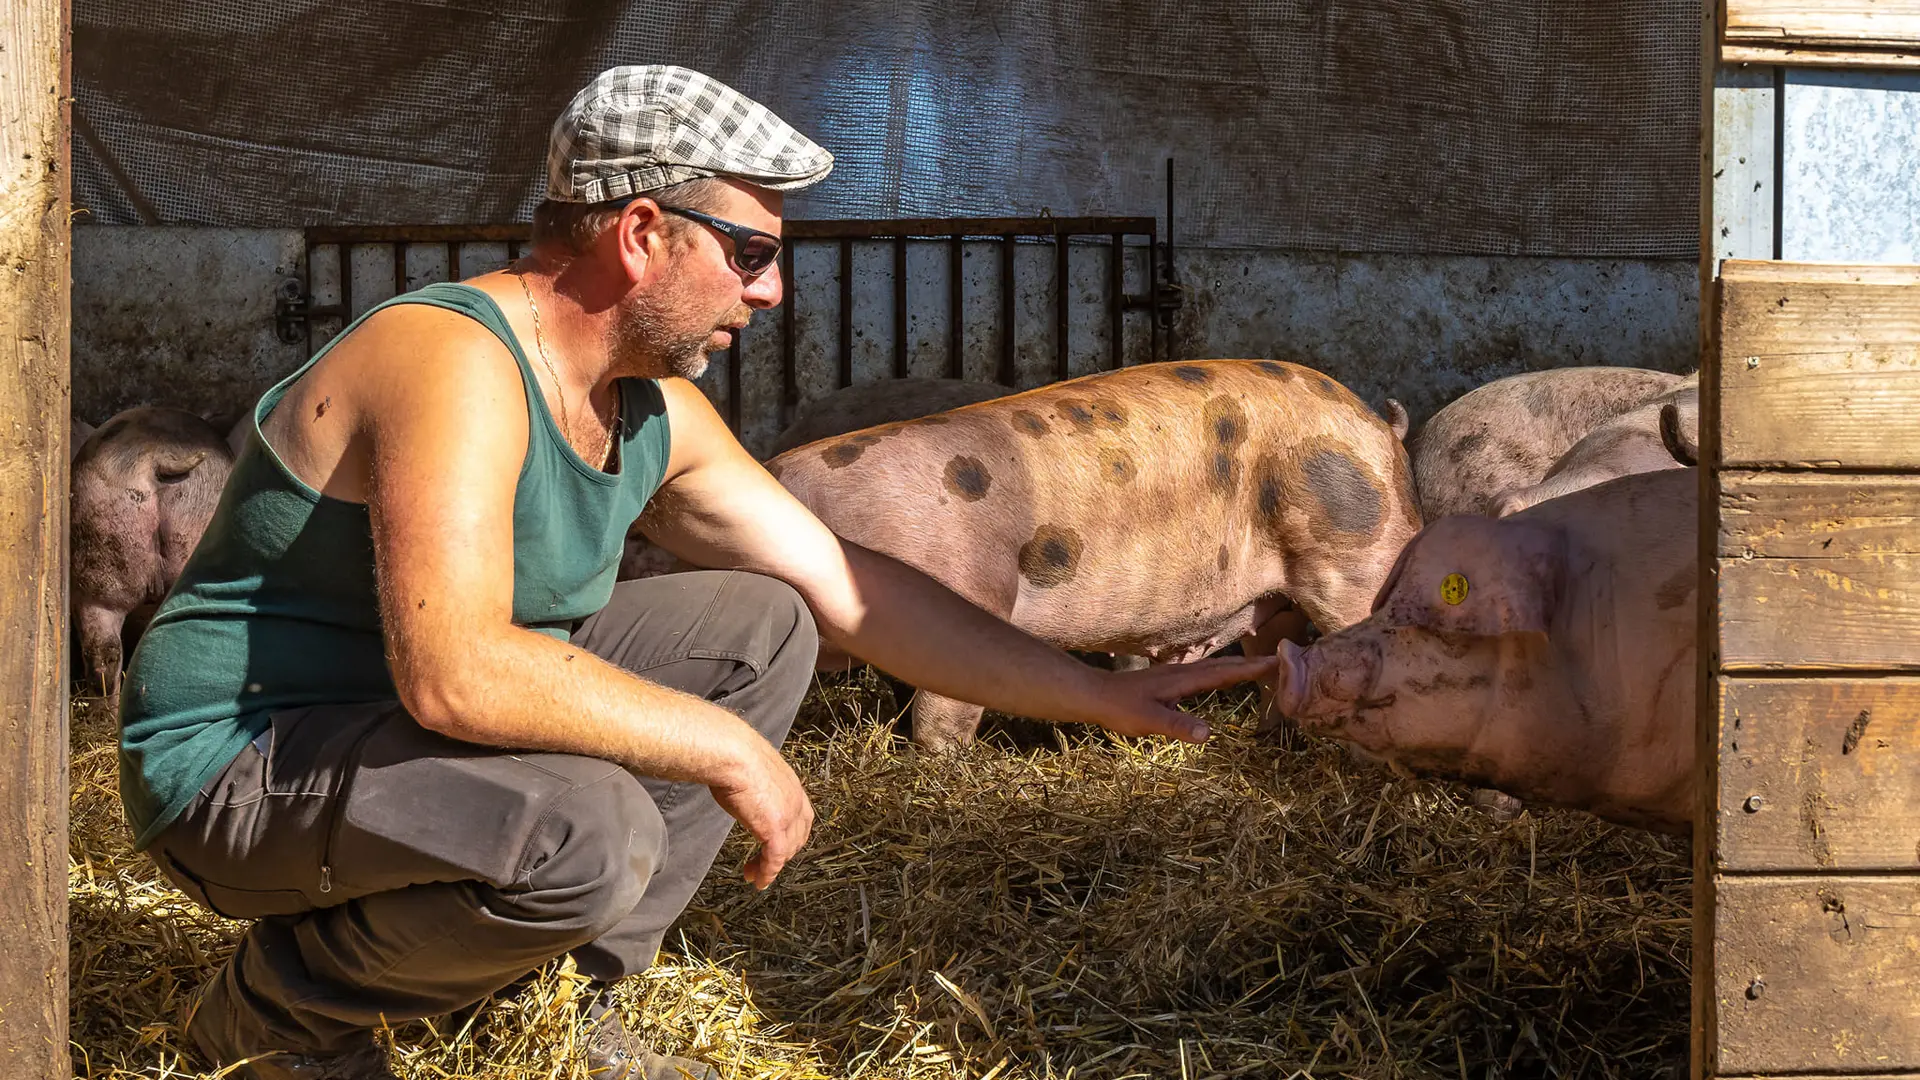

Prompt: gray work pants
[148,571,818,1054]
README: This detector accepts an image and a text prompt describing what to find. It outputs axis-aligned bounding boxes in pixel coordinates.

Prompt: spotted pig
[1270,468,1697,832]
[764,359,1424,750]
[768,377,1012,457]
[619,378,1013,580]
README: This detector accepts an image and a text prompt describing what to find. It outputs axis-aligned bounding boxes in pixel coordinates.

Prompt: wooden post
[0,0,73,1076]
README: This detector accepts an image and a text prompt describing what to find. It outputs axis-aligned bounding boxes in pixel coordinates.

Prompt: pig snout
[1270,634,1382,729]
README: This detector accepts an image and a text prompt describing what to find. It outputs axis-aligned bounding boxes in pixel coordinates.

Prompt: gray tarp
[73,1,1698,257]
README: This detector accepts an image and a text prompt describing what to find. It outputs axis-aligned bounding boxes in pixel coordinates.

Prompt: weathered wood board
[1721,43,1920,68]
[1717,677,1920,871]
[1721,261,1920,350]
[1718,552,1920,670]
[1725,0,1920,50]
[1719,348,1920,469]
[1720,472,1920,559]
[1715,875,1920,1075]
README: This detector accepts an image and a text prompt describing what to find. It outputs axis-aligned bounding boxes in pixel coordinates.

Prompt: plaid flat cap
[547,65,834,203]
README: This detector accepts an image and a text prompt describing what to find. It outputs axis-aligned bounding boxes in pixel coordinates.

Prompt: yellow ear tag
[1440,573,1470,605]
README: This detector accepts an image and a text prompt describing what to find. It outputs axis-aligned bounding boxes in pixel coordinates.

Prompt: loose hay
[71,674,1690,1079]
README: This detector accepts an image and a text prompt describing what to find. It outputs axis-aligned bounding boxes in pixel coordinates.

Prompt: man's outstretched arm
[637,378,1276,744]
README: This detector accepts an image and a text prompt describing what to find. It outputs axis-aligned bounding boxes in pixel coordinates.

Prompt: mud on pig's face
[1273,514,1569,766]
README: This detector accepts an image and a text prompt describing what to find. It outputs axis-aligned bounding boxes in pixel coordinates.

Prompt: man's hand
[1072,653,1280,743]
[709,733,815,889]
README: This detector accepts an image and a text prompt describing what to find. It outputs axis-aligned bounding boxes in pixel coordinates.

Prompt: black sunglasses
[663,207,782,276]
[602,196,783,277]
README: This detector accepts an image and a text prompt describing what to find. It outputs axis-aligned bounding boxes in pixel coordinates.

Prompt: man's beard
[609,285,747,381]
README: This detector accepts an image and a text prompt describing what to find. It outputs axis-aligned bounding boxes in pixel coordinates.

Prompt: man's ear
[610,198,671,284]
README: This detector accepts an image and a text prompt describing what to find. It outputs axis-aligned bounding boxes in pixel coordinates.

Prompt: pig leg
[1107,654,1152,672]
[909,692,987,752]
[75,603,127,700]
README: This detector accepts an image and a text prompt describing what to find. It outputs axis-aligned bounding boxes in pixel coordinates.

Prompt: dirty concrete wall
[1165,249,1699,431]
[73,227,1698,456]
[72,227,306,430]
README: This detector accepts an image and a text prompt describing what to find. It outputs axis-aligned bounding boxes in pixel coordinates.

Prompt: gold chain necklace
[517,270,614,468]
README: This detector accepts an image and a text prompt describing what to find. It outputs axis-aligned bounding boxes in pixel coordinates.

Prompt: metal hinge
[274,277,309,346]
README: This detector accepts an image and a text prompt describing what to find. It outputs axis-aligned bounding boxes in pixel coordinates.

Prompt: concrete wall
[1166,249,1699,427]
[72,227,306,431]
[72,227,1699,455]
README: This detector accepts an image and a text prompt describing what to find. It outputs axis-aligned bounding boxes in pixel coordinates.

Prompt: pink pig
[1268,468,1697,832]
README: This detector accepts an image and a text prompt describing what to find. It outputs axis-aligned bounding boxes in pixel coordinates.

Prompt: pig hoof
[1470,788,1525,822]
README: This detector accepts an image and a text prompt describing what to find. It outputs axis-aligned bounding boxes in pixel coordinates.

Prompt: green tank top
[119,282,671,850]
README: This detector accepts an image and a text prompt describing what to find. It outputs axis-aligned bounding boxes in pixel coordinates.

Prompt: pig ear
[1383,518,1566,636]
[1451,521,1566,635]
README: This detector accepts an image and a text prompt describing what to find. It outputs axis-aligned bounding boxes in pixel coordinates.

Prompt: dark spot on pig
[1012,410,1050,437]
[1204,397,1249,494]
[1449,429,1489,463]
[822,441,866,468]
[1100,449,1136,484]
[1303,449,1383,534]
[1254,457,1285,518]
[944,455,992,501]
[1212,452,1237,492]
[1256,360,1293,379]
[821,430,887,468]
[1095,400,1129,426]
[1018,525,1083,588]
[1204,396,1247,448]
[1058,402,1096,432]
[1174,365,1212,384]
[314,396,331,420]
[919,414,952,425]
[1217,545,1230,572]
[1655,565,1696,610]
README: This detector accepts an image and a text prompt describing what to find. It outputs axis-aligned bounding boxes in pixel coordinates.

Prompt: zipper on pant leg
[316,718,386,896]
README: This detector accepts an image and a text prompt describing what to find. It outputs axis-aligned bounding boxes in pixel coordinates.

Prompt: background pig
[1491,384,1698,517]
[685,359,1423,750]
[71,406,235,698]
[1410,367,1688,519]
[73,416,96,461]
[1269,468,1696,832]
[768,377,1012,456]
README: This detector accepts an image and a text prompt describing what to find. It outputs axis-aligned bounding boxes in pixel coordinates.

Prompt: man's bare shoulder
[297,303,529,421]
[653,377,734,456]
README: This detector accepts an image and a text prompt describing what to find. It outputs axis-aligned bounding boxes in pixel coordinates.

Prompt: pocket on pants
[154,849,313,920]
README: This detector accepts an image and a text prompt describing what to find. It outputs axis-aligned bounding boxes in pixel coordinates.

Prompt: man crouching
[120,65,1271,1080]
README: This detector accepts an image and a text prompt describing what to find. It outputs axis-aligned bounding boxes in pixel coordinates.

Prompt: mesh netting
[73,0,1699,258]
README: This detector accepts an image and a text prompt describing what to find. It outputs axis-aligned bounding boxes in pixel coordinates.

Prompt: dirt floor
[70,673,1691,1079]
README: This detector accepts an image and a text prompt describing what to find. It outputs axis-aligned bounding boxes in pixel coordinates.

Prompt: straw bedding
[70,673,1690,1079]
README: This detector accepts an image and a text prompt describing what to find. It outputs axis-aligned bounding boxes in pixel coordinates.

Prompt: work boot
[180,969,399,1080]
[583,984,721,1080]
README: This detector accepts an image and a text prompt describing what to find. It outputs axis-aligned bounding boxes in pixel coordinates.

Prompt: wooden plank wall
[1702,260,1920,1079]
[1723,0,1920,67]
